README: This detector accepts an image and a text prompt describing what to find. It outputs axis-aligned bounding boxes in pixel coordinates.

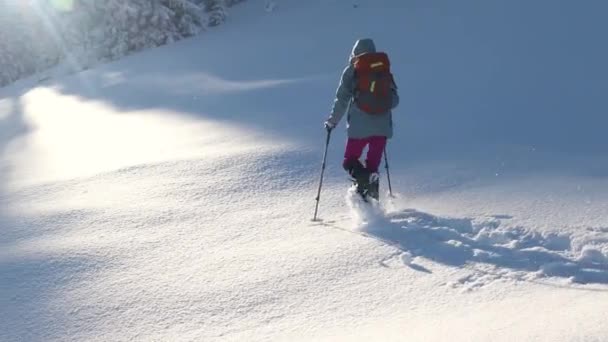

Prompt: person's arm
[327,65,355,126]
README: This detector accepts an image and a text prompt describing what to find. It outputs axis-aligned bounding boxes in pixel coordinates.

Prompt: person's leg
[364,136,387,200]
[342,138,368,176]
[365,136,388,173]
[343,138,371,197]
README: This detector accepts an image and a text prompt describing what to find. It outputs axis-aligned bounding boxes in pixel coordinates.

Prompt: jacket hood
[350,38,376,59]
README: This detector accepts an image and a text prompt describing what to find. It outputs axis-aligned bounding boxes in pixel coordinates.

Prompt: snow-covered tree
[162,0,207,37]
[0,0,62,86]
[54,0,207,63]
[0,0,246,87]
[203,0,228,27]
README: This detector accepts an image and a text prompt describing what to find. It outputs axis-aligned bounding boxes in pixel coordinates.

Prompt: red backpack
[352,52,394,115]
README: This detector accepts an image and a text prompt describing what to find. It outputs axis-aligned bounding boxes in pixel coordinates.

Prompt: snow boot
[345,160,371,200]
[367,172,380,201]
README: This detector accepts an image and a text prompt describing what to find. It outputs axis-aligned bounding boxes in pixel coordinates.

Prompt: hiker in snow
[324,38,399,200]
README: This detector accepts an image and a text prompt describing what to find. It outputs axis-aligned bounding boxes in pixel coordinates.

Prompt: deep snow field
[2,1,608,341]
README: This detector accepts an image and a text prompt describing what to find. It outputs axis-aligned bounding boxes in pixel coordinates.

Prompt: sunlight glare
[3,87,272,187]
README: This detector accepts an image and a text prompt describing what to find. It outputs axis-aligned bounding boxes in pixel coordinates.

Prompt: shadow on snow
[323,208,608,287]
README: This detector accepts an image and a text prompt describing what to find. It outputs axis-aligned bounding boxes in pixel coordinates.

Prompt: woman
[324,38,399,200]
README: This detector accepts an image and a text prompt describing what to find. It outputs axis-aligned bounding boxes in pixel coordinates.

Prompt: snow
[2,0,608,341]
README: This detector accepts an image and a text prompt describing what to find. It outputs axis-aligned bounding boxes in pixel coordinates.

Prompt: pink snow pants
[343,136,387,173]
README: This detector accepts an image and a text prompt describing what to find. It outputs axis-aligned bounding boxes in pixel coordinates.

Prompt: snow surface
[2,0,608,341]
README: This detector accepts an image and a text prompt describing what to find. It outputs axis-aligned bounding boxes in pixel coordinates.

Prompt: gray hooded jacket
[327,39,399,139]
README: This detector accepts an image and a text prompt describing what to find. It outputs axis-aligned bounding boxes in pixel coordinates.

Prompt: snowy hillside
[2,0,608,341]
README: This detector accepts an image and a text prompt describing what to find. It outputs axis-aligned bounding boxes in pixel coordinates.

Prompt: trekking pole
[313,129,332,221]
[383,146,394,197]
